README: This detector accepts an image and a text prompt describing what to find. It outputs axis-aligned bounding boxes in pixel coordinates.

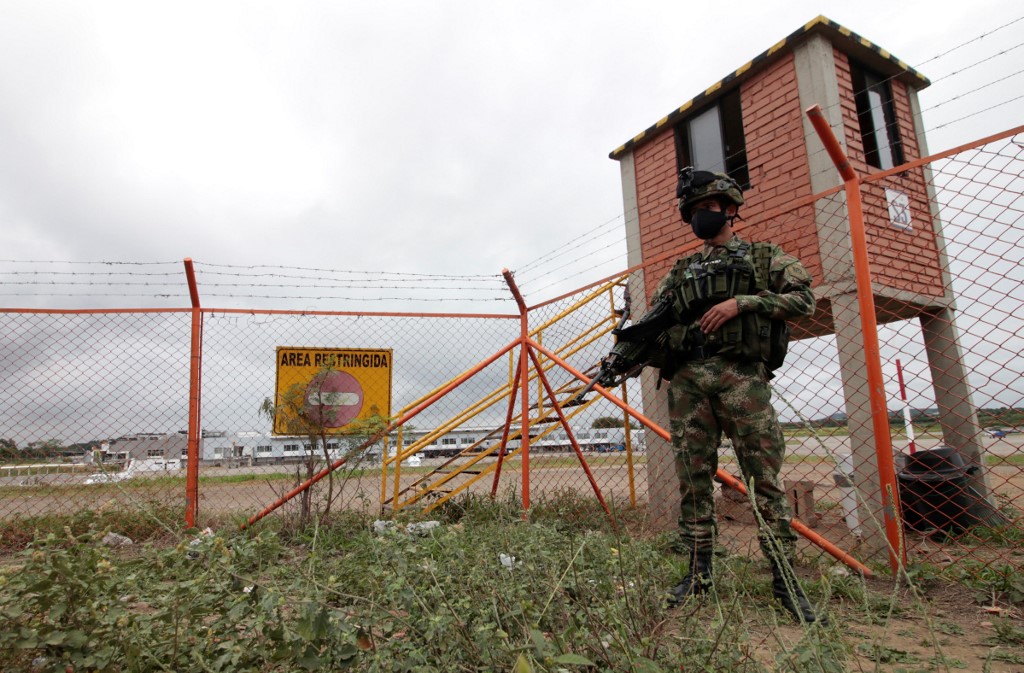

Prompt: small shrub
[954,561,1024,605]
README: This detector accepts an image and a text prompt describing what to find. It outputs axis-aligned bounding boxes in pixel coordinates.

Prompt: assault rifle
[567,293,679,404]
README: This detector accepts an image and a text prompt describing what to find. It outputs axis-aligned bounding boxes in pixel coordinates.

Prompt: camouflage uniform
[653,235,814,554]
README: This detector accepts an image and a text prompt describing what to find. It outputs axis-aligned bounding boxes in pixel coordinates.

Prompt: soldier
[649,168,823,623]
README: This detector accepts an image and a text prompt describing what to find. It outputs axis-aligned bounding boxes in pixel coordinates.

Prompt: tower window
[674,88,749,188]
[851,62,904,170]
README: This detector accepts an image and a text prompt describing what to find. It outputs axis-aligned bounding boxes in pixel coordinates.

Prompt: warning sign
[272,347,392,436]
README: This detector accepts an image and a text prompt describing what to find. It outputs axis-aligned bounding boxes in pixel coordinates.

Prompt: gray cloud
[3,1,1019,280]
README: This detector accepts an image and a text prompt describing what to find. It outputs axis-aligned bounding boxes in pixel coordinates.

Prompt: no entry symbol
[305,370,364,428]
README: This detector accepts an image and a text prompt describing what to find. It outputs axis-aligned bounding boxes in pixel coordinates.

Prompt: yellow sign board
[272,347,392,436]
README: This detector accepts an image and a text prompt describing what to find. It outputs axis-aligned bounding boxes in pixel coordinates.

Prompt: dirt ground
[703,510,1024,672]
[731,577,1024,672]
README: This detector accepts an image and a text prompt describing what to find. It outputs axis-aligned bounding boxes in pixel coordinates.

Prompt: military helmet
[676,167,744,223]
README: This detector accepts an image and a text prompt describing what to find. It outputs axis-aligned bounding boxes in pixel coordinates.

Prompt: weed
[430,487,524,525]
[986,648,1024,665]
[935,621,966,636]
[776,633,848,673]
[0,526,368,672]
[926,653,968,668]
[856,643,919,664]
[0,494,1007,672]
[990,618,1024,646]
[903,559,945,589]
[954,561,1024,604]
[0,500,180,552]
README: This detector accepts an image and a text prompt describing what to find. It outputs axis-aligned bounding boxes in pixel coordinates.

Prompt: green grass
[0,494,833,672]
[986,453,1024,466]
[0,491,1020,672]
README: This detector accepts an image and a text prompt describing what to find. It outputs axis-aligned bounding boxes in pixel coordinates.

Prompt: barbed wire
[912,14,1024,69]
[196,269,505,284]
[0,270,182,277]
[0,260,180,266]
[194,261,500,281]
[514,212,625,276]
[928,93,1024,132]
[920,68,1024,115]
[0,279,502,291]
[513,228,633,296]
[0,291,510,302]
[200,293,510,302]
[0,292,188,299]
[0,258,509,306]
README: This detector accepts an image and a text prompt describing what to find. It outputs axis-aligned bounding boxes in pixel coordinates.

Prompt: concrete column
[832,293,891,557]
[910,87,1000,525]
[630,287,678,530]
[620,151,641,271]
[619,150,678,530]
[794,34,845,165]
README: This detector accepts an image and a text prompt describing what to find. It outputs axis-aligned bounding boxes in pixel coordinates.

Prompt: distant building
[195,424,644,463]
[199,430,384,463]
[106,432,187,462]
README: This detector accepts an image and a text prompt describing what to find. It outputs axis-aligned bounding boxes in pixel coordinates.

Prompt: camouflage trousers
[667,357,796,556]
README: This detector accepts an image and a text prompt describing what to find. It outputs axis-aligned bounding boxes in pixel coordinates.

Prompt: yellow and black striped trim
[609,15,930,160]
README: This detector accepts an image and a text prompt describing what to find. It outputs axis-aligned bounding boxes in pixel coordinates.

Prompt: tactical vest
[659,242,787,369]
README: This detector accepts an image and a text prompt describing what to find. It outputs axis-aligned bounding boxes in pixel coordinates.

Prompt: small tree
[592,416,637,429]
[260,364,388,527]
[0,438,18,463]
[24,439,65,461]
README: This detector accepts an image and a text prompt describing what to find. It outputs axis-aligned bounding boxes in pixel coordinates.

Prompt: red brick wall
[833,49,944,297]
[635,53,821,301]
[631,44,942,304]
[634,132,696,302]
[738,52,821,283]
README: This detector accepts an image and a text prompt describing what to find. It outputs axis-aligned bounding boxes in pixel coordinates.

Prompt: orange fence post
[805,105,906,574]
[502,269,532,515]
[183,258,202,529]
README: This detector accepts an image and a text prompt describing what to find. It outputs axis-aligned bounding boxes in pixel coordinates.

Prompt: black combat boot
[667,548,713,606]
[768,556,826,625]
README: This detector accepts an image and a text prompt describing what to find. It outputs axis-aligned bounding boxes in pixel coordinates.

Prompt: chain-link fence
[0,310,194,535]
[2,127,1022,577]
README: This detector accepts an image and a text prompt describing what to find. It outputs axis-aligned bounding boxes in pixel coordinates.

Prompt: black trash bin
[897,446,981,533]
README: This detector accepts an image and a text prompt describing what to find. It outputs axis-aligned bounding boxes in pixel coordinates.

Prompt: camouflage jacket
[653,235,815,321]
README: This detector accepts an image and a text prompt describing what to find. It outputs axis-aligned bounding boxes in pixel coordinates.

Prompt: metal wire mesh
[1,130,1022,578]
[0,311,192,523]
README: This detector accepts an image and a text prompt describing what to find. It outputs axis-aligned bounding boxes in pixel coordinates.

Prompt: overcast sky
[2,0,1023,308]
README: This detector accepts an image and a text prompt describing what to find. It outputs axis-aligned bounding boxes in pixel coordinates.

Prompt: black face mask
[690,209,729,239]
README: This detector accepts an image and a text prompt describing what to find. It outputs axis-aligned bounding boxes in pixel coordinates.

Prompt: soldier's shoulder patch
[781,260,813,286]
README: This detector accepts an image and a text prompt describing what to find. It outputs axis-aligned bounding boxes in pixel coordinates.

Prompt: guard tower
[610,16,994,556]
